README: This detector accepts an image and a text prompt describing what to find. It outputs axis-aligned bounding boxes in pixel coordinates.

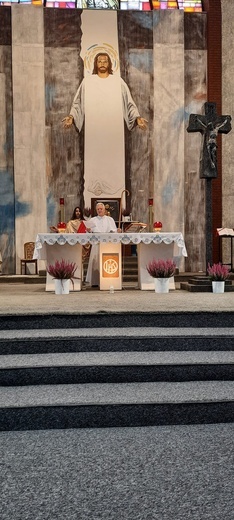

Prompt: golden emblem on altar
[102,254,119,278]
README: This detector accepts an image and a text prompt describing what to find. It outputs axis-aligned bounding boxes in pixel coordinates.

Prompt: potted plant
[207,262,230,293]
[46,259,78,294]
[146,258,176,293]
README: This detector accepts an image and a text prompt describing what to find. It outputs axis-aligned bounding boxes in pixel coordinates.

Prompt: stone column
[0,71,6,169]
[153,11,185,268]
[12,5,47,273]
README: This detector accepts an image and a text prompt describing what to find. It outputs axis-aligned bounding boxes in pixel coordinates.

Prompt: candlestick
[148,199,154,232]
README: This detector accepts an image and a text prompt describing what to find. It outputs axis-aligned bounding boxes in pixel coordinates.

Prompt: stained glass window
[151,0,202,10]
[0,0,203,10]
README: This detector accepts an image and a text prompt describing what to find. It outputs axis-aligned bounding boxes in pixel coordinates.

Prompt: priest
[85,202,121,286]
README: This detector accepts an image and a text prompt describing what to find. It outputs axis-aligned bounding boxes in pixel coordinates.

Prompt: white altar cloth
[34,232,187,257]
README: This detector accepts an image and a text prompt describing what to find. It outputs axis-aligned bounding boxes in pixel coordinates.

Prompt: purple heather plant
[47,259,78,280]
[207,262,230,281]
[146,259,176,278]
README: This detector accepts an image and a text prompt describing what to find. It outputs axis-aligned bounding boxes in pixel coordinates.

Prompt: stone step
[0,327,234,353]
[187,277,232,286]
[180,282,234,292]
[1,311,234,329]
[0,271,217,285]
[1,381,234,431]
[1,311,233,431]
[0,275,46,284]
[1,351,234,386]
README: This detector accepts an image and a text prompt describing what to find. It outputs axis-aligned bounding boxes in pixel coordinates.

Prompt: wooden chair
[20,242,38,275]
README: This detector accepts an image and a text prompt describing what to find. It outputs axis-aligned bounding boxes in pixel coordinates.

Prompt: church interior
[0,0,233,277]
[0,3,234,520]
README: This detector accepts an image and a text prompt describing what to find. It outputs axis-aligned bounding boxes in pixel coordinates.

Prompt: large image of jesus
[62,51,147,208]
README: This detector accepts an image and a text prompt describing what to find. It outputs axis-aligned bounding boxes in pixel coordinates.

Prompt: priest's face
[96,204,105,217]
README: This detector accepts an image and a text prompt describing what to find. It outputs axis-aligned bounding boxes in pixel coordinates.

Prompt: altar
[34,232,187,291]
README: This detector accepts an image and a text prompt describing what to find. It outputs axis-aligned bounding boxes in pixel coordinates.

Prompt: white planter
[154,278,170,293]
[212,281,225,294]
[54,279,70,295]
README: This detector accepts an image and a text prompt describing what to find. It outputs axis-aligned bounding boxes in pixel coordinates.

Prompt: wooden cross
[187,102,232,268]
[187,102,231,179]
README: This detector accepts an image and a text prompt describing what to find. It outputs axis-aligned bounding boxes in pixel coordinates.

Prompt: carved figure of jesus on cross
[187,102,232,268]
[187,102,231,178]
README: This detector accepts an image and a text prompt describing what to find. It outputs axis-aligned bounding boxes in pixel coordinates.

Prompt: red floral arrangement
[146,259,176,278]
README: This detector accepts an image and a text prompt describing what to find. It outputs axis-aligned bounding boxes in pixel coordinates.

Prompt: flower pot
[54,279,70,295]
[154,278,170,293]
[212,281,225,294]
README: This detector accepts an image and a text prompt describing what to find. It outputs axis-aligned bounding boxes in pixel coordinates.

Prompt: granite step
[180,281,234,292]
[1,311,234,430]
[1,351,234,386]
[1,311,234,329]
[0,381,234,431]
[0,327,234,353]
[0,271,214,285]
[186,277,232,286]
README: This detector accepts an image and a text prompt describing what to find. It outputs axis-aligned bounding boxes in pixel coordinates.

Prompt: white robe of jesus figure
[62,47,147,208]
[69,73,141,206]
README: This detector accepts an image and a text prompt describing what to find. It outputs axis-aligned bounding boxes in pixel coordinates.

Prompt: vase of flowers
[46,259,78,295]
[146,259,176,293]
[207,263,230,293]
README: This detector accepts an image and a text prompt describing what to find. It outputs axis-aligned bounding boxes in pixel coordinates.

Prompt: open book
[124,222,148,233]
[217,228,234,236]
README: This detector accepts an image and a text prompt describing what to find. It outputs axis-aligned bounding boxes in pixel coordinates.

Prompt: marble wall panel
[12,5,44,45]
[0,73,6,169]
[127,49,152,223]
[0,8,14,274]
[184,49,207,271]
[153,11,185,238]
[44,12,83,224]
[12,5,47,273]
[184,13,207,272]
[117,11,153,222]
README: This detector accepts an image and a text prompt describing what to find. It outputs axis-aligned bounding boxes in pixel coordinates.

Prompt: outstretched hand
[136,117,148,130]
[62,115,74,129]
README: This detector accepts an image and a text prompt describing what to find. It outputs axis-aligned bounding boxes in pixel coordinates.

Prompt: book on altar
[217,227,234,236]
[77,221,87,233]
[124,222,148,233]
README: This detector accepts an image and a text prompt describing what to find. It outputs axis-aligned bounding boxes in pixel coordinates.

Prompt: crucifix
[187,102,231,267]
